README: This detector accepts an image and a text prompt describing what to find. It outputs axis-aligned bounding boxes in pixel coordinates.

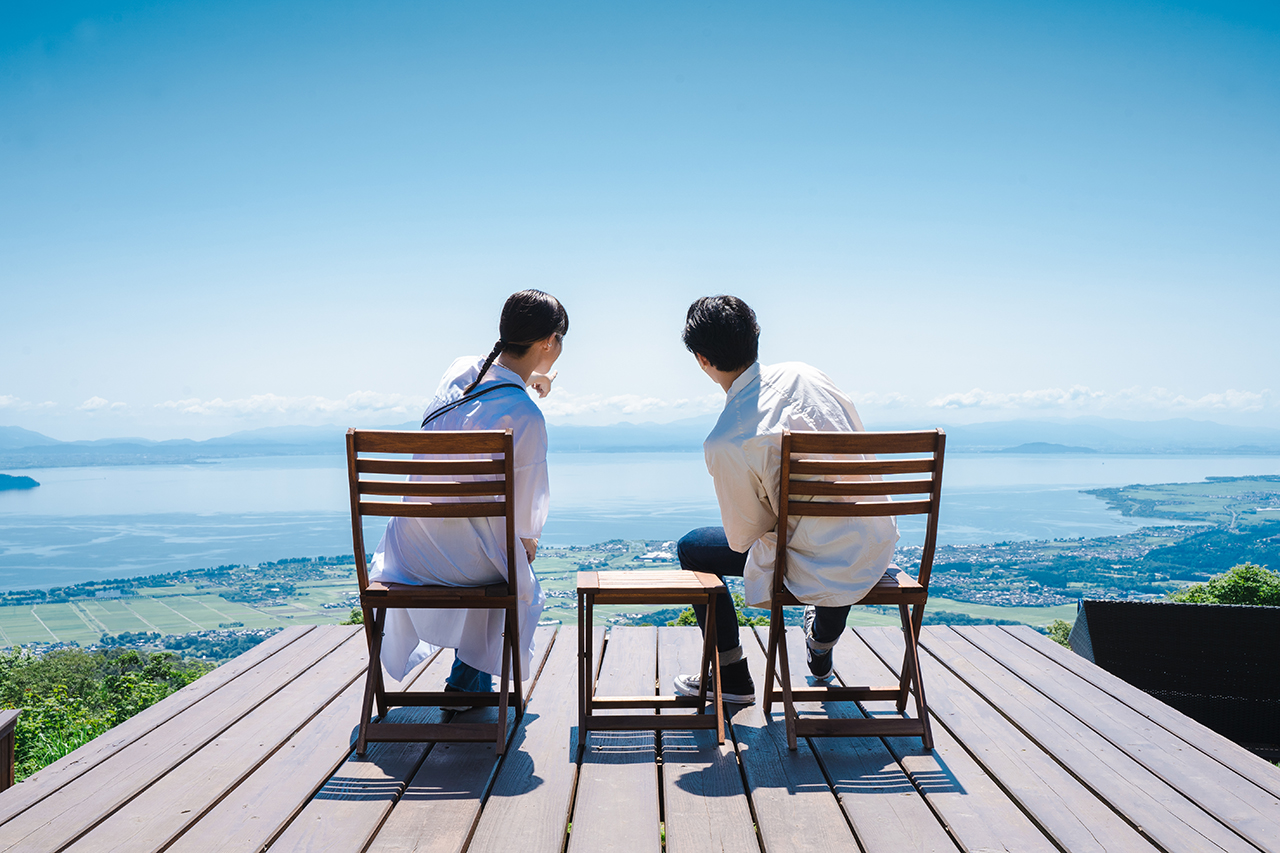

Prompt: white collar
[487,361,524,386]
[725,362,761,404]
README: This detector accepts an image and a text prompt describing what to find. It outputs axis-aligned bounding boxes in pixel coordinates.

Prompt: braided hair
[464,290,570,394]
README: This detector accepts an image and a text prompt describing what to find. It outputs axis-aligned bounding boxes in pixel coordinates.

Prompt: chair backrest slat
[786,498,934,518]
[346,428,517,595]
[358,480,508,498]
[787,478,933,497]
[788,431,940,454]
[357,501,508,519]
[790,458,935,476]
[352,431,508,455]
[774,428,946,597]
[356,459,506,476]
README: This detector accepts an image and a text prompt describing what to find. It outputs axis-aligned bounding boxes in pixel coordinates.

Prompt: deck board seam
[157,637,372,853]
[353,628,560,853]
[30,628,363,853]
[962,626,1279,852]
[997,624,1280,803]
[821,627,967,853]
[853,627,1076,853]
[922,626,1195,852]
[932,625,1249,853]
[460,624,562,853]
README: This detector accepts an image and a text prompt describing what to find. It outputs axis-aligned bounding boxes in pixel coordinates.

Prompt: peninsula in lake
[0,474,39,491]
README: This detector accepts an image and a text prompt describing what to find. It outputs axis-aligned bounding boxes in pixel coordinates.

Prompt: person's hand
[527,370,557,398]
[521,537,539,563]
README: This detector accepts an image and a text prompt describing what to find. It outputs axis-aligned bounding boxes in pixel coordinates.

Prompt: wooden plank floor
[2,622,1279,853]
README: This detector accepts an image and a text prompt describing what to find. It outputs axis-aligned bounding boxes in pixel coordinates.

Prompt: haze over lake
[3,451,1279,592]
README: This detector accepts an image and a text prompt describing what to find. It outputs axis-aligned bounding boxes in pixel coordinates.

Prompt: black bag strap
[420,382,525,429]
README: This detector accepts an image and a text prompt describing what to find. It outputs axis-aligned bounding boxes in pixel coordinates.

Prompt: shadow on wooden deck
[2,622,1279,852]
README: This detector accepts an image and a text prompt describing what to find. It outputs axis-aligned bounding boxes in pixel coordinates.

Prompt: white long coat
[369,357,548,680]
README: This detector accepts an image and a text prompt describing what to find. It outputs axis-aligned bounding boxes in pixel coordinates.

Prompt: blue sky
[2,0,1278,439]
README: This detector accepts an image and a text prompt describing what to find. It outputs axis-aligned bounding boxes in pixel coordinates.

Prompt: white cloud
[925,385,1275,414]
[155,391,432,421]
[928,385,1106,410]
[538,390,723,420]
[154,387,721,427]
[852,391,915,409]
[0,396,55,411]
[77,396,126,412]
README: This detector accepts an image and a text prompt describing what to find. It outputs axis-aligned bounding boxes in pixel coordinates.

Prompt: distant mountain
[2,414,1278,468]
[917,417,1280,454]
[993,442,1098,454]
[0,426,62,450]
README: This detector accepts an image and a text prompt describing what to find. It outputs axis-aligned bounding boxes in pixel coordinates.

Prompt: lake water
[2,452,1279,592]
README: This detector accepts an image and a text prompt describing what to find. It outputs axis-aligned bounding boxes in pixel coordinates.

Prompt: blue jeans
[678,526,851,652]
[447,654,493,693]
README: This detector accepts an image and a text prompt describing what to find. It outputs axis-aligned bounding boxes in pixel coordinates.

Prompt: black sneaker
[673,658,756,705]
[804,606,835,681]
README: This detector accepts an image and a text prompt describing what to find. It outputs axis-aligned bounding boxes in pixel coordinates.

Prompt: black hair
[682,295,759,372]
[465,290,570,393]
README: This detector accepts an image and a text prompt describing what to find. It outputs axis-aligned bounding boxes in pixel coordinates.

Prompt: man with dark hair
[674,295,899,704]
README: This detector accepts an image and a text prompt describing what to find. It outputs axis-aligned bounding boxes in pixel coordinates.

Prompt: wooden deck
[2,622,1279,853]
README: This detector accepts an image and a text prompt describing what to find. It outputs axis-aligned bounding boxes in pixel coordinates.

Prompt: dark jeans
[447,654,493,692]
[678,527,852,654]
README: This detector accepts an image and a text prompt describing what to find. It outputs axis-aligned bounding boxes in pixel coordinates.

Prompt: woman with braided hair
[369,290,568,696]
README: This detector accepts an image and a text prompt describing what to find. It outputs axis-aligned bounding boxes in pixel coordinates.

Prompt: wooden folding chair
[762,428,946,751]
[347,428,524,756]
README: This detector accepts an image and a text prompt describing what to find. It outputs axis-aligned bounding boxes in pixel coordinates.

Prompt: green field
[0,544,1076,649]
[21,510,1235,653]
[0,571,363,648]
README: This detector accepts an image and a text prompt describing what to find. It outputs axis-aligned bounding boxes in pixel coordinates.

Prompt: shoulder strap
[420,382,525,429]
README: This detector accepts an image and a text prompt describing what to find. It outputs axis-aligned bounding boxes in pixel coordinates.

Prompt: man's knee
[677,528,717,572]
[677,531,696,571]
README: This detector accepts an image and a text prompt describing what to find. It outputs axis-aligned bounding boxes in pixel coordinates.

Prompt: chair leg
[777,621,799,751]
[578,592,590,745]
[697,602,716,706]
[896,604,914,713]
[904,603,934,750]
[699,594,724,743]
[763,602,782,717]
[496,631,511,756]
[501,601,517,712]
[356,608,387,756]
[368,608,389,719]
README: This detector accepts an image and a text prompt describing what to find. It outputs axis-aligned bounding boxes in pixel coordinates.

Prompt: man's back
[703,361,899,608]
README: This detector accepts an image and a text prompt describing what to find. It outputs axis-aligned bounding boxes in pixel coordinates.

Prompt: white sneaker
[442,684,473,712]
[673,661,756,705]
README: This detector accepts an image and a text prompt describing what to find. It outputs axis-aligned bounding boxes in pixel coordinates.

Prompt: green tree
[0,646,212,781]
[12,686,114,780]
[1168,563,1280,606]
[667,593,769,627]
[1046,619,1072,647]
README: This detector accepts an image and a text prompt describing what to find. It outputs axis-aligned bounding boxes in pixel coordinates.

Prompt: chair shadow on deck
[661,730,752,799]
[580,730,657,763]
[330,707,548,802]
[798,693,967,797]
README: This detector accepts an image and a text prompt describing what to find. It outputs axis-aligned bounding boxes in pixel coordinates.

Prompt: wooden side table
[578,570,726,744]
